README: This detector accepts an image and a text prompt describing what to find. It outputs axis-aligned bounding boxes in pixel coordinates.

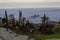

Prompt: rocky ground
[0,28,29,40]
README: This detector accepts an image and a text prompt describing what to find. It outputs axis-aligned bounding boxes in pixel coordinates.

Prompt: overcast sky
[0,0,60,8]
[0,0,60,3]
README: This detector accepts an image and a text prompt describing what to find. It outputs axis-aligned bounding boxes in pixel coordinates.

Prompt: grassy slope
[1,24,60,40]
[32,34,60,40]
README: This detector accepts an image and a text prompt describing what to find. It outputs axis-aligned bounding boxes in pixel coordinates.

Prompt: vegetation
[0,10,60,40]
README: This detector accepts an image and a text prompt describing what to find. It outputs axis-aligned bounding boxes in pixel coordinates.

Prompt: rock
[0,28,28,40]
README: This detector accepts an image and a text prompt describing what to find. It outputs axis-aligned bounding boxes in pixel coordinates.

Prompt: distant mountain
[29,15,40,19]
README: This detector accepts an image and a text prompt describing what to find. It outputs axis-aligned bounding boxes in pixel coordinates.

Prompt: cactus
[39,14,54,34]
[19,11,22,25]
[5,10,8,24]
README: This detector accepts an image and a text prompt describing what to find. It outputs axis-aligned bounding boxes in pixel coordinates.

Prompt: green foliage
[30,34,60,40]
[2,23,9,28]
[12,29,23,35]
[54,27,60,33]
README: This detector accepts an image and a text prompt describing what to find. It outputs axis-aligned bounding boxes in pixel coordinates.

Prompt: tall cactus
[5,10,9,30]
[5,10,8,24]
[41,14,48,28]
[19,11,22,25]
[41,14,48,23]
[40,14,48,34]
[39,14,54,34]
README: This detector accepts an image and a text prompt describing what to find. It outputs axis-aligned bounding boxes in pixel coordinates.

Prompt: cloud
[0,2,60,8]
